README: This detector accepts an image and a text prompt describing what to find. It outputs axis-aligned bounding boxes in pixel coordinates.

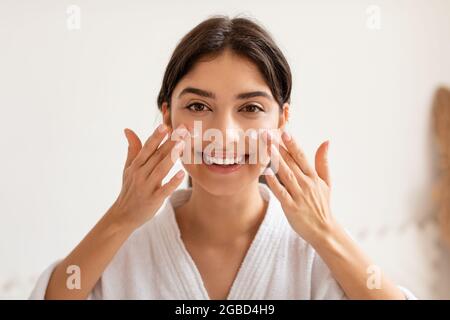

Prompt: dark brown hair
[156,15,292,187]
[157,15,292,110]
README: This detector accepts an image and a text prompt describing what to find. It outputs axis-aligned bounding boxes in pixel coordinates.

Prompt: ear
[278,103,290,130]
[161,102,172,130]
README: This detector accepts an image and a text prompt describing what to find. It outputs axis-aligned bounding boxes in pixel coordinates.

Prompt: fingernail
[175,170,185,179]
[264,167,275,176]
[282,131,291,141]
[326,140,330,158]
[157,123,167,133]
[124,128,130,142]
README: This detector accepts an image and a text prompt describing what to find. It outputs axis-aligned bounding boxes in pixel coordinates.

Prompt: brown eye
[240,104,264,113]
[186,103,211,112]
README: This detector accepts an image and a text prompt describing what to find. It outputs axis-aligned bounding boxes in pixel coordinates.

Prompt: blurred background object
[432,87,450,248]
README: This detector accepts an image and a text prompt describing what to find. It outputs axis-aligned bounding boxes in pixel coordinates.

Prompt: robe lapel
[156,190,208,299]
[157,183,285,300]
[226,184,285,299]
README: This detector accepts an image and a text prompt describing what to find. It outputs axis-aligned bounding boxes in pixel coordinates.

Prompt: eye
[186,102,211,113]
[240,104,264,113]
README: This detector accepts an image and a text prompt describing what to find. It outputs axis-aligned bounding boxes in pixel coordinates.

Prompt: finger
[123,128,142,170]
[154,169,185,200]
[256,130,272,171]
[259,128,282,168]
[269,143,301,200]
[141,126,189,176]
[264,167,295,206]
[278,144,308,187]
[315,140,331,187]
[133,123,169,167]
[281,131,315,177]
[147,140,185,188]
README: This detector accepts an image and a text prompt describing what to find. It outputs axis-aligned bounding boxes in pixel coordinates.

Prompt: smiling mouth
[196,152,251,166]
[204,153,245,165]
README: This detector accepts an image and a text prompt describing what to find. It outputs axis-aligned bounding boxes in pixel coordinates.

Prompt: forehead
[172,49,271,100]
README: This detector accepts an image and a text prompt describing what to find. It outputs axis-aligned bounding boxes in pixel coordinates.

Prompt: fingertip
[322,140,330,155]
[325,140,330,161]
[173,125,189,140]
[270,143,279,156]
[124,128,131,142]
[282,130,291,142]
[157,123,167,133]
[263,167,275,176]
[175,169,185,179]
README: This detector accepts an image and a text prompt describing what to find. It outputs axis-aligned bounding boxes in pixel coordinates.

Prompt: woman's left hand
[262,130,411,300]
[263,130,338,247]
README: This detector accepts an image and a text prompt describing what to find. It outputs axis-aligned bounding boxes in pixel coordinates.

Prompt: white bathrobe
[29,183,416,300]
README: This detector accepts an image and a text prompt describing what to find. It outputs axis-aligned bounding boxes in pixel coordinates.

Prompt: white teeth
[203,154,245,165]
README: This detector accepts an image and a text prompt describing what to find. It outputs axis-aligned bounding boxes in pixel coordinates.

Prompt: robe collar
[155,183,287,299]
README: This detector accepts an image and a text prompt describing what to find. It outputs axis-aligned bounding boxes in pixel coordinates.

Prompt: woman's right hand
[44,123,188,300]
[109,123,188,231]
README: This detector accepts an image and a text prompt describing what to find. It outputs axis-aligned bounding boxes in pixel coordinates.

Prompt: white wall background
[0,0,449,299]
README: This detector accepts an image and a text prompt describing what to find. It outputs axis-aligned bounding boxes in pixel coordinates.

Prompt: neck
[175,181,268,245]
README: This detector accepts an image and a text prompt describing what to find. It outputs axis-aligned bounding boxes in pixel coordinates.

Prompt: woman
[30,15,416,300]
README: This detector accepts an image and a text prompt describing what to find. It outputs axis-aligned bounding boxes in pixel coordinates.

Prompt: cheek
[168,105,199,130]
[241,112,280,134]
[169,111,188,130]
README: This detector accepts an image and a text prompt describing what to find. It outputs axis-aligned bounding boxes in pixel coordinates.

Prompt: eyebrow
[177,86,273,101]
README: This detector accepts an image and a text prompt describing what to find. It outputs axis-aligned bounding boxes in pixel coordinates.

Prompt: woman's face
[163,49,288,195]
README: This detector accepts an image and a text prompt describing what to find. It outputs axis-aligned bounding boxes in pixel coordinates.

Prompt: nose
[212,113,242,149]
